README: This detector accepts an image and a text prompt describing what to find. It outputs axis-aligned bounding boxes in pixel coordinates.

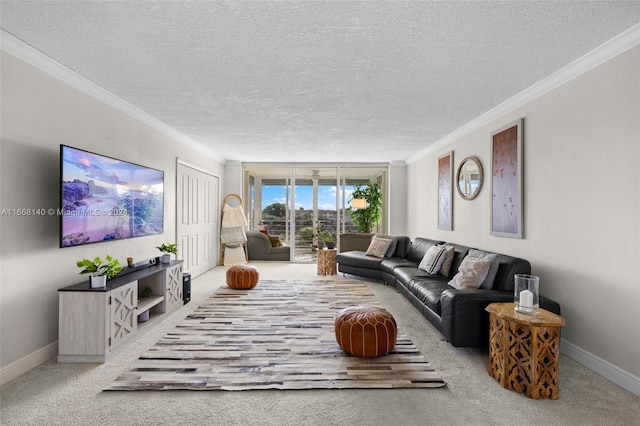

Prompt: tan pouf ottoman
[226,264,259,289]
[335,305,397,358]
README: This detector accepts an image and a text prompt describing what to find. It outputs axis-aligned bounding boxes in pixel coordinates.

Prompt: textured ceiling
[2,1,639,163]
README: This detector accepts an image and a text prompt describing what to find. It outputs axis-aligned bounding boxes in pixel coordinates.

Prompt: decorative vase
[161,254,171,264]
[514,274,539,315]
[90,275,107,288]
[325,242,335,250]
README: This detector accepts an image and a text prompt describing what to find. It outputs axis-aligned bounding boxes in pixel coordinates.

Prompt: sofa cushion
[380,257,417,275]
[396,237,412,258]
[336,251,384,270]
[393,266,430,285]
[365,234,394,258]
[407,238,445,263]
[407,279,451,314]
[491,254,532,292]
[448,256,492,289]
[418,245,447,274]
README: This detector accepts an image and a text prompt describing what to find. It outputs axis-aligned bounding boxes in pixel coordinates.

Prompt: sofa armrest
[440,289,562,347]
[246,232,271,259]
[440,289,513,347]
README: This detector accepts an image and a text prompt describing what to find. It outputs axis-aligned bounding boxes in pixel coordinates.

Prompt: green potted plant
[322,231,336,250]
[76,255,123,288]
[348,182,382,233]
[156,243,178,264]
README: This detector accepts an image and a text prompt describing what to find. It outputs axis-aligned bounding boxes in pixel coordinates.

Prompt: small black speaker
[183,272,191,304]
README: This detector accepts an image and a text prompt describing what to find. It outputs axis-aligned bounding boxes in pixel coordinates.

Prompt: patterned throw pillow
[448,256,492,289]
[374,233,398,257]
[365,235,393,258]
[418,245,447,274]
[267,235,282,247]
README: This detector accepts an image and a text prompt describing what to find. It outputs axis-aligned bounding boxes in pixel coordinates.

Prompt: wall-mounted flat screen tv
[60,145,164,247]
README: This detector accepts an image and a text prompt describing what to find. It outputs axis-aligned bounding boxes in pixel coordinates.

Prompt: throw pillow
[439,244,456,277]
[448,256,492,289]
[418,245,447,274]
[467,249,499,289]
[374,233,398,257]
[365,235,393,258]
[267,235,282,247]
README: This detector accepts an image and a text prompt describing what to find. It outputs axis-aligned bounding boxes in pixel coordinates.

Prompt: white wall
[0,51,225,374]
[406,46,640,379]
[388,162,408,236]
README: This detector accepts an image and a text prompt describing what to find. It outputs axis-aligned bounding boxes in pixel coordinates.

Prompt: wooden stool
[317,248,337,275]
[335,305,397,358]
[226,264,259,289]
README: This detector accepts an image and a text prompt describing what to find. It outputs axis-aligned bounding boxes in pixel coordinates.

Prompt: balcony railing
[260,212,360,249]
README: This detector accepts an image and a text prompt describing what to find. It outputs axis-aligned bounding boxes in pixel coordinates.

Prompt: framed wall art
[490,118,523,238]
[438,151,453,231]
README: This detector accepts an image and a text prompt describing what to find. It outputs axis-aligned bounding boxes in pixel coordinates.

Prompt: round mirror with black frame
[456,156,483,200]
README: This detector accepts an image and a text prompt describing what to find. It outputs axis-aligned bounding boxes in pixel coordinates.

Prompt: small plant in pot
[322,231,336,250]
[156,243,178,264]
[76,255,123,288]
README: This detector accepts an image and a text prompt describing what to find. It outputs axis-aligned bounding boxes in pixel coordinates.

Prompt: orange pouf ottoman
[226,264,259,289]
[335,305,397,358]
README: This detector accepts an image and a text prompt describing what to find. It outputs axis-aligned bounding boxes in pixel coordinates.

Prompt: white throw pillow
[448,256,493,289]
[418,245,447,274]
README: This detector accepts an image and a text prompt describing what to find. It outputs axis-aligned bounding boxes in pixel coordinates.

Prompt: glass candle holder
[514,274,539,315]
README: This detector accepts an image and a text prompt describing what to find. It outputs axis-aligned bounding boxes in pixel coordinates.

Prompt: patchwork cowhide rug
[105,279,446,391]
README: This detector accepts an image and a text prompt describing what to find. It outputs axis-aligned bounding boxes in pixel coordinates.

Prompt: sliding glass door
[244,164,388,263]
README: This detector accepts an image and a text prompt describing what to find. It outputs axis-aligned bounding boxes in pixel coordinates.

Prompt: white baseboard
[561,338,640,397]
[0,341,58,386]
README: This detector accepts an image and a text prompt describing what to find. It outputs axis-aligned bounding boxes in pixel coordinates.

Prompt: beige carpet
[105,279,446,391]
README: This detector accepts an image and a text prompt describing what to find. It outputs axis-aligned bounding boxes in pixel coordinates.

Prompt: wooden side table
[485,302,566,400]
[317,248,337,275]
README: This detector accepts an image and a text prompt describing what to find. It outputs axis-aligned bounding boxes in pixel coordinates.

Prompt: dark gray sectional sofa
[336,236,561,347]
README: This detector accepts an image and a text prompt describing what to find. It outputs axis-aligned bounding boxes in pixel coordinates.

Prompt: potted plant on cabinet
[76,255,123,288]
[156,243,178,264]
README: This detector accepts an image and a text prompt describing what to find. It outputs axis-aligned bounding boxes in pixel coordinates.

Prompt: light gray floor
[1,263,638,426]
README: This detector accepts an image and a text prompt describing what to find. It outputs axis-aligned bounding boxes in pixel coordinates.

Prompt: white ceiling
[1,1,639,163]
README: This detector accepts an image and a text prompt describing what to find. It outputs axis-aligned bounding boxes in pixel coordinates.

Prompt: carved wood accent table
[485,302,566,400]
[317,248,337,275]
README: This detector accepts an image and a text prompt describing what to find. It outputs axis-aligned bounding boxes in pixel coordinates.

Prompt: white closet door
[177,163,219,278]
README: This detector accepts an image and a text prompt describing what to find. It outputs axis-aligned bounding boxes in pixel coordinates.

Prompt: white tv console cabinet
[58,260,184,363]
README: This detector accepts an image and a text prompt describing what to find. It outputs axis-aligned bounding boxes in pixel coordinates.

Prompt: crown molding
[0,29,226,164]
[407,23,640,164]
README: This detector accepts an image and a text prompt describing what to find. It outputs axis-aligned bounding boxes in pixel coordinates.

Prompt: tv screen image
[60,145,164,247]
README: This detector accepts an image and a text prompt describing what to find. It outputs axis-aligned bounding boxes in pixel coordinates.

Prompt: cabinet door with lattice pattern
[165,264,183,312]
[109,281,137,351]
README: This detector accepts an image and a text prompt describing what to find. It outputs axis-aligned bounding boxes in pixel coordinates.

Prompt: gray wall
[0,52,225,372]
[406,46,640,379]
